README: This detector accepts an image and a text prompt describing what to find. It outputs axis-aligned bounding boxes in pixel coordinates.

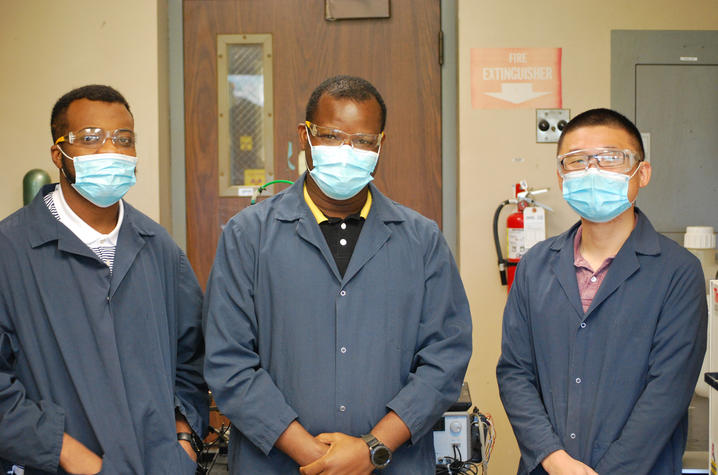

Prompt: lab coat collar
[110,203,156,297]
[274,173,405,283]
[28,184,155,244]
[274,172,406,224]
[28,184,96,261]
[27,184,156,294]
[550,207,661,320]
[549,207,660,256]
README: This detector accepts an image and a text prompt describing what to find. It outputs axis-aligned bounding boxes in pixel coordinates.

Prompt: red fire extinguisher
[494,182,550,291]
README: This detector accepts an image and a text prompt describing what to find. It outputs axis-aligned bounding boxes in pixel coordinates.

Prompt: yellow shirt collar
[303,184,372,224]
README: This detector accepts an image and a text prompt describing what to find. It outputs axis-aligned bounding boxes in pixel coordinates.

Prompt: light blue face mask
[308,141,379,200]
[59,147,138,207]
[562,165,641,223]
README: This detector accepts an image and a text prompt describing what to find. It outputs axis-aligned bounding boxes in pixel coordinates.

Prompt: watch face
[372,446,391,467]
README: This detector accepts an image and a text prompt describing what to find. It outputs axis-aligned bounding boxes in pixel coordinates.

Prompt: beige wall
[0,0,168,224]
[458,1,718,472]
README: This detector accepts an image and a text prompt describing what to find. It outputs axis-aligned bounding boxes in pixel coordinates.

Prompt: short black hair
[305,75,387,131]
[558,108,644,159]
[51,85,132,142]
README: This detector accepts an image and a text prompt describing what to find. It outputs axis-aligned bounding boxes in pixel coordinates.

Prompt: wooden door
[184,0,442,289]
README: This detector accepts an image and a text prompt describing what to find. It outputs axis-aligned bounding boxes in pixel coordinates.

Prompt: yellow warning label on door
[240,135,253,151]
[244,169,265,186]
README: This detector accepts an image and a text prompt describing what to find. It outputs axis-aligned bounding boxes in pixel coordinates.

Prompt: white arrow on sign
[484,83,550,104]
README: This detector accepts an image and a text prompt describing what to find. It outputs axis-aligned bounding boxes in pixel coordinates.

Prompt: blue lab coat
[0,186,208,474]
[497,209,707,474]
[203,175,473,474]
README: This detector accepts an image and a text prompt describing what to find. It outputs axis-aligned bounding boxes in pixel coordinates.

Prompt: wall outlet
[536,108,570,143]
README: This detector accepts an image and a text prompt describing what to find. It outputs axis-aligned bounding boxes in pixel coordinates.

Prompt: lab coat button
[340,347,347,354]
[340,290,346,296]
[570,433,576,439]
[575,378,581,384]
[339,405,346,412]
[580,322,587,328]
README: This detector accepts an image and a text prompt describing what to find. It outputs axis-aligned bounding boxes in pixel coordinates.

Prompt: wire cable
[436,459,481,474]
[196,423,230,474]
[492,200,515,285]
[478,412,487,474]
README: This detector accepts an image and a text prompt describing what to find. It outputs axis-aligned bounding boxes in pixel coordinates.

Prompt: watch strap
[177,431,202,455]
[361,433,381,447]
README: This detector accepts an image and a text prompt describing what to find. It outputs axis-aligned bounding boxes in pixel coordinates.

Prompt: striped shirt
[44,185,122,272]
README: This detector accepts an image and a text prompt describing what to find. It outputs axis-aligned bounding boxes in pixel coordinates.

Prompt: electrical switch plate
[536,108,570,143]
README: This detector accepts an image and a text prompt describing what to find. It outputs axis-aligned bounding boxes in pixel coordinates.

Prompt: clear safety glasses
[557,148,642,177]
[55,127,136,150]
[305,121,383,152]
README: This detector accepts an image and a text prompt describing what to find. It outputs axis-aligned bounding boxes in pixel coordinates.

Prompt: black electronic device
[447,381,472,412]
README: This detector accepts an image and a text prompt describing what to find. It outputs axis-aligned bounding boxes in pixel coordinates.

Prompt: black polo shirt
[303,185,371,278]
[319,214,365,277]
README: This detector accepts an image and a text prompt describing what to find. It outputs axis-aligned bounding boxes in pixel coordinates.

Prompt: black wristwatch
[361,433,392,469]
[177,431,203,456]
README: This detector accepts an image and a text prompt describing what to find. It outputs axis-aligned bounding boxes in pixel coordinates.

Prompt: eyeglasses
[305,121,383,152]
[557,148,641,176]
[55,127,136,150]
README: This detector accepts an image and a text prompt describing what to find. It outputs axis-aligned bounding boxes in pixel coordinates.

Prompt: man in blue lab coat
[0,85,208,474]
[204,75,473,474]
[497,108,707,474]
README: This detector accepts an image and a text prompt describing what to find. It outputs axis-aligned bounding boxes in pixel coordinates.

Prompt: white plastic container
[685,226,718,294]
[685,227,717,399]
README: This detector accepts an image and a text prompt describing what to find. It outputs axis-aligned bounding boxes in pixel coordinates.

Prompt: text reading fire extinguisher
[493,182,551,291]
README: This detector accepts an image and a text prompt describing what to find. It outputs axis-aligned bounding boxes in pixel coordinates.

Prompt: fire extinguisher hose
[493,200,517,286]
